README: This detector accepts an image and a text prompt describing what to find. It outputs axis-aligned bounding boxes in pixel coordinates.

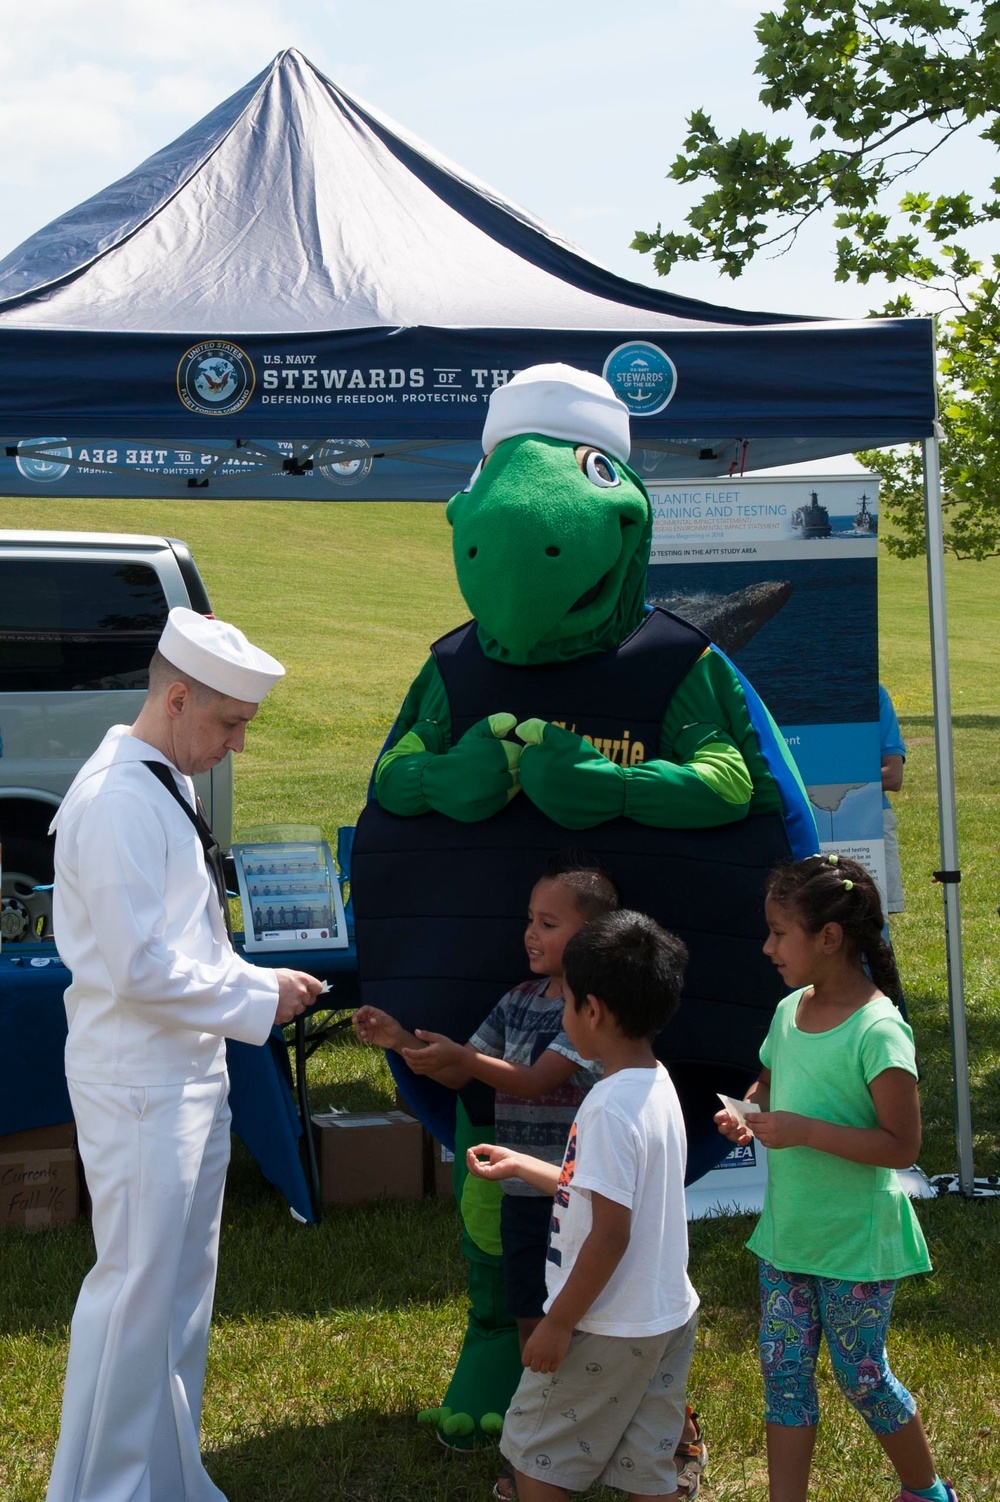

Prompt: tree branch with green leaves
[633,1,1000,558]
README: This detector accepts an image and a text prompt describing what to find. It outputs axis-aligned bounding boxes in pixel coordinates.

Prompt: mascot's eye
[462,458,485,493]
[582,451,620,488]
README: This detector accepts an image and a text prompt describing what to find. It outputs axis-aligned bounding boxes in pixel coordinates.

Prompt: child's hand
[465,1143,523,1181]
[402,1030,464,1075]
[352,1005,404,1051]
[751,1110,810,1150]
[522,1315,573,1374]
[714,1107,753,1145]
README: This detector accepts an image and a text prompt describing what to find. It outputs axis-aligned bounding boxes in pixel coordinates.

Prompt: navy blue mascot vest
[353,608,797,1183]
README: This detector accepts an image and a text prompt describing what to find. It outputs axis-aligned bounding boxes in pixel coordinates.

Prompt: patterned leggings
[758,1259,917,1434]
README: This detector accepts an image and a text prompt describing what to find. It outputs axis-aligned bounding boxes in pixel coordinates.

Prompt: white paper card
[717,1093,762,1132]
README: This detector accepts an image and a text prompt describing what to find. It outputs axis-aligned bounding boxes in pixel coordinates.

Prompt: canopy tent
[0,51,980,1196]
[0,48,935,498]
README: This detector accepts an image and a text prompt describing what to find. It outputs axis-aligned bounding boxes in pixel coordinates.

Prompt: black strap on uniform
[142,760,234,941]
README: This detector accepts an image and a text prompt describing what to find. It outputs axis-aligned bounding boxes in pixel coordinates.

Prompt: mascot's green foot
[417,1406,452,1428]
[414,1104,523,1449]
[441,1412,475,1438]
[432,1303,522,1449]
[417,1406,503,1440]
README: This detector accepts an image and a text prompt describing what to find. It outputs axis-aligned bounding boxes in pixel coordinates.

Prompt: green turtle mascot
[352,364,817,1443]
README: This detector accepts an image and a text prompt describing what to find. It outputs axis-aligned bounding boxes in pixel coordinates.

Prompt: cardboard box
[311,1109,424,1204]
[0,1147,78,1229]
[0,1122,79,1231]
[393,1089,456,1199]
[0,1122,76,1154]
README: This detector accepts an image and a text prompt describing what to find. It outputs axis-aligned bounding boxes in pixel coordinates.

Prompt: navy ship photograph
[791,491,833,539]
[853,492,878,534]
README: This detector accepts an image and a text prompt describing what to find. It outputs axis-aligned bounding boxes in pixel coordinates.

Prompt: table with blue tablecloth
[0,943,359,1224]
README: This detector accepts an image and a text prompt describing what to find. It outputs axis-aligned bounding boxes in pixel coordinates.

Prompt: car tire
[1,833,55,943]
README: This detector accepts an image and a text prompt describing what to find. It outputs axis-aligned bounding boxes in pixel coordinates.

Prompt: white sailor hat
[481,363,631,464]
[158,607,285,703]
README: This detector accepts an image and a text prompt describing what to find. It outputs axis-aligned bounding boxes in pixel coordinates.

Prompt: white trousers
[47,1076,232,1502]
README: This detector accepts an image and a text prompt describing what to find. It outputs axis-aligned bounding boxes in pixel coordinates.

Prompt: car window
[0,560,169,692]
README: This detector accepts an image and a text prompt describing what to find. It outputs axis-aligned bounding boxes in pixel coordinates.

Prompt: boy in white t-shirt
[467,911,698,1502]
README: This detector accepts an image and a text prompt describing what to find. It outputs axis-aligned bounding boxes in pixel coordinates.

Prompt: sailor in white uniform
[46,607,322,1502]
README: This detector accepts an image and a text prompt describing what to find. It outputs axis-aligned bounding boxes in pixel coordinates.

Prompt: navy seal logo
[15,437,72,483]
[603,341,677,417]
[318,438,374,486]
[177,341,255,416]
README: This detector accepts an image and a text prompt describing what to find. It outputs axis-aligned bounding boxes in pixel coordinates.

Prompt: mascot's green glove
[516,717,754,830]
[421,713,521,821]
[376,713,521,821]
[515,718,626,829]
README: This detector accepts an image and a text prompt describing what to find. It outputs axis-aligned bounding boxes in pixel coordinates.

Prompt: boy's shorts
[501,1312,698,1495]
[500,1193,553,1320]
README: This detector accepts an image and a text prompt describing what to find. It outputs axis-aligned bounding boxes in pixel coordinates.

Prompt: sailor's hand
[419,713,522,821]
[274,969,323,1025]
[515,719,625,828]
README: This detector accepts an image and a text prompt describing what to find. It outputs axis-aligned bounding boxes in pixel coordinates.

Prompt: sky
[1,0,994,469]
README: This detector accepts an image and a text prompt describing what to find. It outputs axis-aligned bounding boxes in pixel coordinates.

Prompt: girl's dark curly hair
[766,853,900,1004]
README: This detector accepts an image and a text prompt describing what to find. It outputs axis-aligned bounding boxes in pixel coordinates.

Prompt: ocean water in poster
[646,475,886,896]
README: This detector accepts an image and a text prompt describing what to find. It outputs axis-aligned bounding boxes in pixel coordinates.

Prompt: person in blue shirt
[879,686,906,914]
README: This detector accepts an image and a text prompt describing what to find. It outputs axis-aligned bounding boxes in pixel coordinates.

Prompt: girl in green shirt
[716,853,956,1502]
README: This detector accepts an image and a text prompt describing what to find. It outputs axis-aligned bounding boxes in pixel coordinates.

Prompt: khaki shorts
[501,1313,698,1495]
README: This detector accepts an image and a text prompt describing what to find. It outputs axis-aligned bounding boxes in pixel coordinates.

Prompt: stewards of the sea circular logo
[602,341,677,416]
[15,437,72,483]
[318,438,374,486]
[177,341,255,416]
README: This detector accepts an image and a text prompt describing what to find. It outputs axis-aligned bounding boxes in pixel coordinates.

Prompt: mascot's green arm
[374,647,802,828]
[373,658,519,821]
[372,657,450,814]
[662,647,805,818]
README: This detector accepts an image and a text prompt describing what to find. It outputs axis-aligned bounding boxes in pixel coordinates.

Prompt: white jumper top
[50,726,278,1085]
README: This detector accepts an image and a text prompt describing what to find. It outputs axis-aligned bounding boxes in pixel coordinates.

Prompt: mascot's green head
[446,364,652,665]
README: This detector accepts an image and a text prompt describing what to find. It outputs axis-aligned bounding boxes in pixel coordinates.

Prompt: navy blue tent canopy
[0,49,936,499]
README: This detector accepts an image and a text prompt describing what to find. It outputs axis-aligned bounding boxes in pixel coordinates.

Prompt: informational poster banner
[232,839,348,952]
[646,474,885,898]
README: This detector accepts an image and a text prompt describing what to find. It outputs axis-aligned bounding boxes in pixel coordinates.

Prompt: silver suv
[0,531,233,944]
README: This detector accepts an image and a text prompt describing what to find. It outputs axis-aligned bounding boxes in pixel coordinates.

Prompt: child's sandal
[674,1407,708,1499]
[492,1465,518,1501]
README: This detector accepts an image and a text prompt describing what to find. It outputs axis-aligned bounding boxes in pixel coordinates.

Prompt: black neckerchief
[142,760,233,941]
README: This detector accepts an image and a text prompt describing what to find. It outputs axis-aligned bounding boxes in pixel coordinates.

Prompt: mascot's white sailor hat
[481,362,631,464]
[158,607,285,703]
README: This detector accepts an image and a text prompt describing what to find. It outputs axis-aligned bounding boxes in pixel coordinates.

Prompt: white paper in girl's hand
[717,1093,762,1132]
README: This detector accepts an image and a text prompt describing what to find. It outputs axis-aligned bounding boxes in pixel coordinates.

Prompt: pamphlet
[232,839,348,952]
[717,1092,762,1134]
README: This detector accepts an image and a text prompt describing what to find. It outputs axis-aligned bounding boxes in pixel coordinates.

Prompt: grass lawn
[1,497,998,1500]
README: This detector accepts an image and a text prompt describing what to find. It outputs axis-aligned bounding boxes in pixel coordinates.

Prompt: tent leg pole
[922,434,975,1196]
